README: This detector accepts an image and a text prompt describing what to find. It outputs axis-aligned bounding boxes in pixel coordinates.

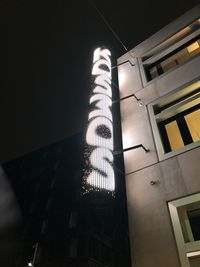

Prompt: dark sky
[0,0,199,162]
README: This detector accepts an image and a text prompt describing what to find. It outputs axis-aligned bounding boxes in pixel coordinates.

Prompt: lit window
[141,18,200,82]
[164,120,184,151]
[149,81,200,160]
[187,41,199,53]
[145,37,200,81]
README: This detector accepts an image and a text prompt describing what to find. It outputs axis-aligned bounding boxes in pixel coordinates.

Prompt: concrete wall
[117,5,200,267]
[126,150,200,267]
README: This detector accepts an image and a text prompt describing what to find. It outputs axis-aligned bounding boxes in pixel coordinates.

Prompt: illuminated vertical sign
[83,47,115,192]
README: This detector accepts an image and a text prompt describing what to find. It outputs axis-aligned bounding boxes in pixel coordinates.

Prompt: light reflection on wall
[122,131,134,150]
[118,69,126,88]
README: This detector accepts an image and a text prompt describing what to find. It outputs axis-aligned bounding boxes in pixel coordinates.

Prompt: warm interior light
[165,121,184,151]
[185,109,200,142]
[187,41,199,53]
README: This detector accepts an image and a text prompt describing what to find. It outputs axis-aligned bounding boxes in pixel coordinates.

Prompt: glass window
[142,18,200,82]
[185,109,200,142]
[165,120,184,151]
[69,211,77,228]
[149,80,200,160]
[158,103,200,153]
[142,18,200,61]
[145,36,200,81]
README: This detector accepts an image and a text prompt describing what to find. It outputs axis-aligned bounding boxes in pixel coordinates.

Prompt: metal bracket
[114,144,150,155]
[113,93,141,104]
[112,60,135,69]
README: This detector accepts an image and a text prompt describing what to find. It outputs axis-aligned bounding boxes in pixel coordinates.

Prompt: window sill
[157,140,200,162]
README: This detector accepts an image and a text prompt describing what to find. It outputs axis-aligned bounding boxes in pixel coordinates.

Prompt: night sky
[0,0,199,162]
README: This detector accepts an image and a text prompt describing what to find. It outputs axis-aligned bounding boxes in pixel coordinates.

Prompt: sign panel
[83,47,115,193]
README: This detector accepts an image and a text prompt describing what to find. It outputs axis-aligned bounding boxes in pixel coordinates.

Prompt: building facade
[1,133,130,267]
[117,5,200,267]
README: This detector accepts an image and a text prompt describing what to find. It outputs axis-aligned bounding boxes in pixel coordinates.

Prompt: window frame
[148,79,200,161]
[138,27,200,86]
[168,193,200,267]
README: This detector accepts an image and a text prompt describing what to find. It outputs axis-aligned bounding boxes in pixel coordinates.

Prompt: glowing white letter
[84,47,115,192]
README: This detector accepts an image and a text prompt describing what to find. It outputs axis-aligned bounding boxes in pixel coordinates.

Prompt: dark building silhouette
[1,132,130,267]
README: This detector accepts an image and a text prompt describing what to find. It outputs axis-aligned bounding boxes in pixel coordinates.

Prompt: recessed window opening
[143,18,200,61]
[154,88,200,114]
[188,208,200,241]
[145,35,200,81]
[150,80,200,156]
[168,193,200,267]
[158,103,200,153]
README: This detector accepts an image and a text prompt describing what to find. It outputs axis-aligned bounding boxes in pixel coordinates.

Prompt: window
[46,197,52,211]
[145,36,200,81]
[89,237,99,260]
[69,238,78,257]
[69,211,78,228]
[41,220,47,234]
[141,18,200,82]
[149,80,200,160]
[89,237,111,266]
[168,193,200,267]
